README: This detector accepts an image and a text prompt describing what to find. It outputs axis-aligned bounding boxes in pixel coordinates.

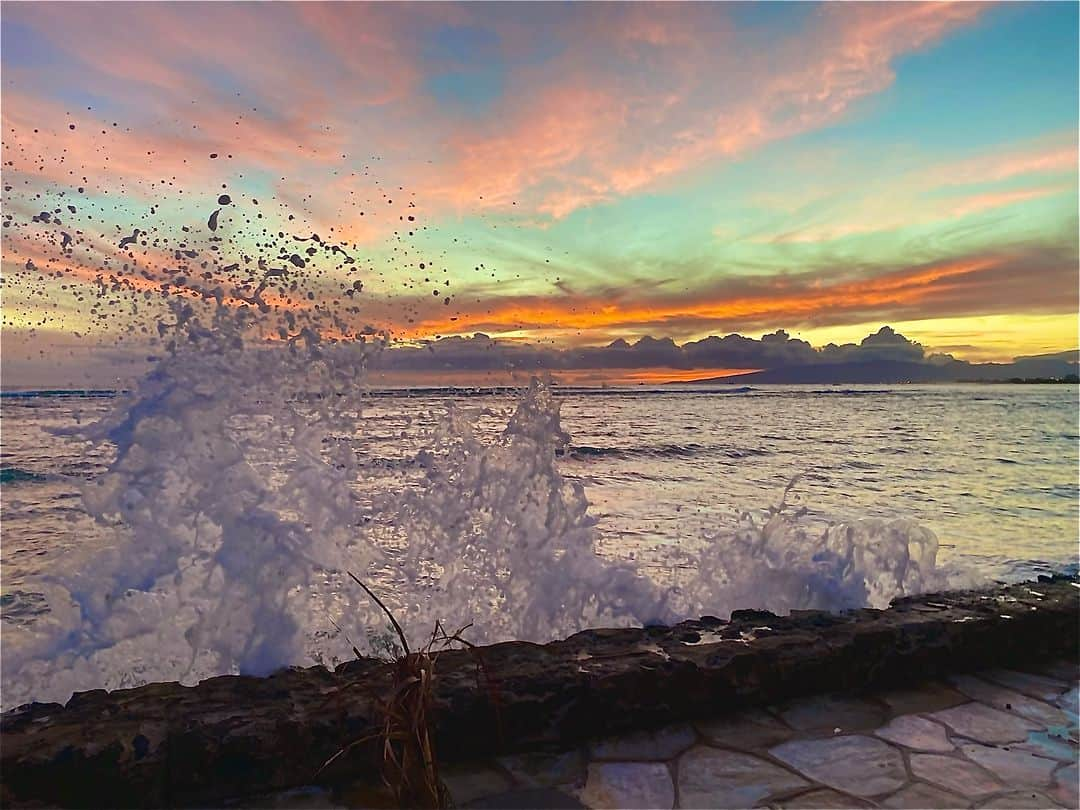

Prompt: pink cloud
[415,2,988,219]
[2,2,992,226]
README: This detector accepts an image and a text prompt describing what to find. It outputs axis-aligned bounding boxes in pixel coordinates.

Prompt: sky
[1,1,1078,386]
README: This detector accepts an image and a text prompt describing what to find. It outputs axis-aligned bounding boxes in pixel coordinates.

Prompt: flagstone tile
[467,787,586,809]
[909,754,1003,798]
[696,709,793,751]
[1014,730,1079,763]
[981,671,1069,703]
[770,735,907,797]
[247,785,351,809]
[977,790,1063,808]
[772,788,874,808]
[930,704,1041,744]
[776,695,887,733]
[879,682,969,716]
[578,762,674,810]
[948,675,1070,728]
[958,743,1058,787]
[1048,763,1078,808]
[498,749,586,789]
[1034,660,1078,685]
[882,782,969,809]
[590,723,696,761]
[876,715,955,752]
[1056,686,1078,715]
[441,763,516,806]
[675,746,807,809]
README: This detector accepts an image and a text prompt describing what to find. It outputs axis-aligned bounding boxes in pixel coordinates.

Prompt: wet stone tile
[909,754,1003,799]
[958,743,1058,787]
[772,788,874,808]
[578,762,674,810]
[331,780,396,809]
[1014,729,1079,763]
[948,675,1070,729]
[467,787,586,809]
[770,735,907,797]
[776,694,887,734]
[977,791,1063,809]
[590,723,696,761]
[875,715,955,752]
[239,785,349,808]
[441,762,515,806]
[696,709,793,751]
[498,749,586,789]
[1056,686,1078,715]
[880,682,969,716]
[930,703,1041,744]
[882,782,969,809]
[1049,762,1078,808]
[981,671,1069,704]
[675,746,807,808]
[1038,660,1079,685]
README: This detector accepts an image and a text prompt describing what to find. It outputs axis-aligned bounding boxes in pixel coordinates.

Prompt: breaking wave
[0,317,955,708]
[0,143,958,709]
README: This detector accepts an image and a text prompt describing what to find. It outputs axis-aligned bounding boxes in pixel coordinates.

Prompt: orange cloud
[395,254,1073,340]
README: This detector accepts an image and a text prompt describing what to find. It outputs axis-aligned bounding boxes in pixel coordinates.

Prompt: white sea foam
[0,171,962,709]
[0,311,957,708]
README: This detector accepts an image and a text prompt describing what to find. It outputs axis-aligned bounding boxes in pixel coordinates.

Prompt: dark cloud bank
[374,327,1079,384]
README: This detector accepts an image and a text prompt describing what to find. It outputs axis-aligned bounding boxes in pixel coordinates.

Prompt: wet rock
[980,670,1069,703]
[879,682,968,715]
[978,790,1064,808]
[1013,733,1079,763]
[696,709,792,751]
[440,762,514,805]
[930,704,1042,744]
[774,788,873,808]
[875,714,954,752]
[776,694,886,733]
[909,754,1003,798]
[958,743,1057,787]
[882,782,968,809]
[590,723,695,761]
[467,787,585,809]
[1049,762,1078,808]
[1039,660,1079,684]
[948,674,1070,727]
[1055,685,1078,715]
[231,785,348,808]
[578,762,673,810]
[676,746,806,808]
[770,735,906,797]
[2,577,1076,808]
[497,749,585,789]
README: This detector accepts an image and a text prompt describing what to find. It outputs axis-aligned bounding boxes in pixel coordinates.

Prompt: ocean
[1,381,1077,707]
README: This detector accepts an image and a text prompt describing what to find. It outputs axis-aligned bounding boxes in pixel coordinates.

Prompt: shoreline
[3,576,1077,807]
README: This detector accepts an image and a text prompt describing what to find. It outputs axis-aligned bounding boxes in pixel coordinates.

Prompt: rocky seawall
[2,576,1077,808]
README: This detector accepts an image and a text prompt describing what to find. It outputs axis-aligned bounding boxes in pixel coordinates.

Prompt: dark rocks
[2,577,1077,808]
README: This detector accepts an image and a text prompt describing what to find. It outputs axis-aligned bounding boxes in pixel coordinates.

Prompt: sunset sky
[1,1,1077,385]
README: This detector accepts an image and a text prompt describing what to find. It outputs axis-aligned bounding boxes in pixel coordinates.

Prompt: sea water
[2,375,1076,709]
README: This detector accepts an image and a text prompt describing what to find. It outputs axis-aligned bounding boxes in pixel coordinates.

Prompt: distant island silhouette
[370,326,1078,386]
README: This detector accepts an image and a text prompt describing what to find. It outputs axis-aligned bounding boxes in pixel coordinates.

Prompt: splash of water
[0,118,955,709]
[2,336,958,711]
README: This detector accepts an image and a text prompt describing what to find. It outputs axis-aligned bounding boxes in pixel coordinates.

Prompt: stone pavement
[256,660,1078,808]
